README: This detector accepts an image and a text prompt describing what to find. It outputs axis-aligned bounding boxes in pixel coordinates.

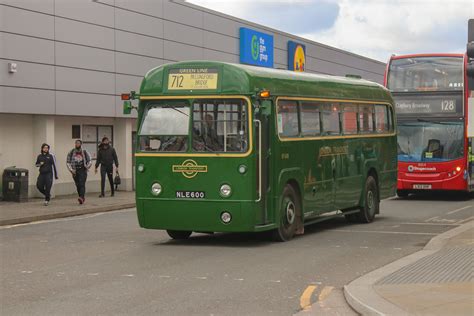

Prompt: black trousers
[73,168,87,198]
[36,173,53,201]
[100,165,114,195]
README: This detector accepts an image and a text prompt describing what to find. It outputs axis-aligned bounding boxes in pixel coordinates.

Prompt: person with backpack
[94,137,119,197]
[35,143,58,206]
[66,139,92,204]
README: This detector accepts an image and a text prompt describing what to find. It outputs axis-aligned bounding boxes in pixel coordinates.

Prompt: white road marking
[399,222,459,226]
[196,276,207,280]
[158,275,171,278]
[21,271,33,274]
[122,274,135,277]
[456,216,474,224]
[333,229,437,236]
[447,205,473,215]
[87,273,99,276]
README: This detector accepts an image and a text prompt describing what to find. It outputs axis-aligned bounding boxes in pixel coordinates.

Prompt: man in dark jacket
[35,143,58,206]
[67,139,92,204]
[95,137,119,197]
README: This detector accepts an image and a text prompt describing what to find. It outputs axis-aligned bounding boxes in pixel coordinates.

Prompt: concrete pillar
[114,118,133,191]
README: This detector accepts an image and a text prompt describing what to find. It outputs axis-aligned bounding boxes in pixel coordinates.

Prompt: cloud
[188,0,474,62]
[304,0,474,61]
[188,0,340,33]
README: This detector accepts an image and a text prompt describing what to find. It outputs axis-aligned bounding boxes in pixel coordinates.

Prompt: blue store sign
[288,41,306,72]
[239,27,273,68]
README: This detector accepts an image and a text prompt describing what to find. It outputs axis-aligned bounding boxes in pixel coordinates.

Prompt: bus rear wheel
[357,176,379,223]
[167,230,192,240]
[273,185,300,242]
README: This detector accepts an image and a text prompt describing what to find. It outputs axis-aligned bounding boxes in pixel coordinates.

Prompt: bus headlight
[151,182,162,196]
[219,184,232,197]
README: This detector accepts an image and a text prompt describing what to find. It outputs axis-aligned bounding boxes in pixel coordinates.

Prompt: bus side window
[342,104,358,135]
[300,101,321,137]
[321,103,341,135]
[374,105,389,133]
[359,104,374,133]
[278,100,299,138]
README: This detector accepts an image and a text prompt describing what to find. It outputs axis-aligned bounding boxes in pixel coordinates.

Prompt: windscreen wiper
[416,118,452,125]
[165,106,189,117]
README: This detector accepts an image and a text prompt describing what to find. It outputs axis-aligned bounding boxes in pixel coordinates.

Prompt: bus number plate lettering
[176,191,206,199]
[413,184,432,189]
[168,68,218,90]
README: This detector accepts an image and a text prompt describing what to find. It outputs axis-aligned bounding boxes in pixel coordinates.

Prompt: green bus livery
[123,61,397,241]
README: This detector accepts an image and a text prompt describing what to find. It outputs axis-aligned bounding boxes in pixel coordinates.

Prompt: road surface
[1,193,472,315]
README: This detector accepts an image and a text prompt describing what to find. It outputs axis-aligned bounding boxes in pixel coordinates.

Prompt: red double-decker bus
[385,53,473,196]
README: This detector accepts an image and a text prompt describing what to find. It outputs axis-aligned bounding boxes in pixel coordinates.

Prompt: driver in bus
[202,114,221,151]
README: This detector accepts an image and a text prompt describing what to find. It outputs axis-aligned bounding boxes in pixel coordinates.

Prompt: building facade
[0,0,386,197]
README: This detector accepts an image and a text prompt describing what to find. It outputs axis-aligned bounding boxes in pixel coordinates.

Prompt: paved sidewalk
[345,221,474,315]
[0,191,135,226]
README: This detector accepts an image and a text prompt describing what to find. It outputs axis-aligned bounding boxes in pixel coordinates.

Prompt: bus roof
[139,61,392,103]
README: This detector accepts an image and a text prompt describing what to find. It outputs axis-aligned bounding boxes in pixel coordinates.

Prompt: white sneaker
[44,201,49,206]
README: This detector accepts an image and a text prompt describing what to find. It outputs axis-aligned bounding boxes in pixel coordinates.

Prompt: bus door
[314,140,336,214]
[255,100,272,224]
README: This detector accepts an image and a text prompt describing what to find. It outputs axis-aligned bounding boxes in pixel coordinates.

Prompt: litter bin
[2,167,29,202]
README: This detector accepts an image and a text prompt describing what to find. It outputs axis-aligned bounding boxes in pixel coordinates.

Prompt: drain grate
[376,247,474,285]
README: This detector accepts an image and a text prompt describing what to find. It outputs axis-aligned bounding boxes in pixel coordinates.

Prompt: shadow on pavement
[395,191,473,201]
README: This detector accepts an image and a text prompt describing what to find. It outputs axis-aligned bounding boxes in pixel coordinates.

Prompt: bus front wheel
[273,185,300,242]
[357,176,379,223]
[167,230,192,240]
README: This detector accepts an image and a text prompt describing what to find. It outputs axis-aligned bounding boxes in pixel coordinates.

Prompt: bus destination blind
[394,95,463,116]
[168,68,218,90]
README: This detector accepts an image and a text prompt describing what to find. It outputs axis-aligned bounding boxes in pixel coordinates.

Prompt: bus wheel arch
[273,180,303,241]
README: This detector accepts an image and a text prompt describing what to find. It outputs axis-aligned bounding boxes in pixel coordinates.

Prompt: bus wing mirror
[260,100,272,116]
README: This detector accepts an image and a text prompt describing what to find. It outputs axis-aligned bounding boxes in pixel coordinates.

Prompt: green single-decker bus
[123,61,397,241]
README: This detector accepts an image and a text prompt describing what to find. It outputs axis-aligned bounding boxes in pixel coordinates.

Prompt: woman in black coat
[35,143,58,206]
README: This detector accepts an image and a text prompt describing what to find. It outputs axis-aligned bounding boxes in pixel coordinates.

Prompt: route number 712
[170,75,184,88]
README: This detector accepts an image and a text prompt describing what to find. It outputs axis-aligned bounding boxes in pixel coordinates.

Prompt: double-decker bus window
[342,104,358,135]
[359,105,374,133]
[321,103,340,135]
[139,102,190,152]
[278,100,299,137]
[374,105,389,133]
[388,57,463,92]
[192,99,248,152]
[300,102,321,136]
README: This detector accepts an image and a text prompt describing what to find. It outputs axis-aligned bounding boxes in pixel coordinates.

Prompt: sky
[187,0,474,62]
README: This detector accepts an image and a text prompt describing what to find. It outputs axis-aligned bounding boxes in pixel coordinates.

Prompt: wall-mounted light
[8,62,17,73]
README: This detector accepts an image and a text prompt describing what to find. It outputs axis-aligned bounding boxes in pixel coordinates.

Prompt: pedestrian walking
[94,137,119,197]
[35,143,58,206]
[66,140,92,204]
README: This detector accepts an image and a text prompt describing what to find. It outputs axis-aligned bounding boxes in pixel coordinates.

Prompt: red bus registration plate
[413,184,432,189]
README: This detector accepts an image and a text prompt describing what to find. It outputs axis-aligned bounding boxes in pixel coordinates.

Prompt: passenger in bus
[283,114,298,137]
